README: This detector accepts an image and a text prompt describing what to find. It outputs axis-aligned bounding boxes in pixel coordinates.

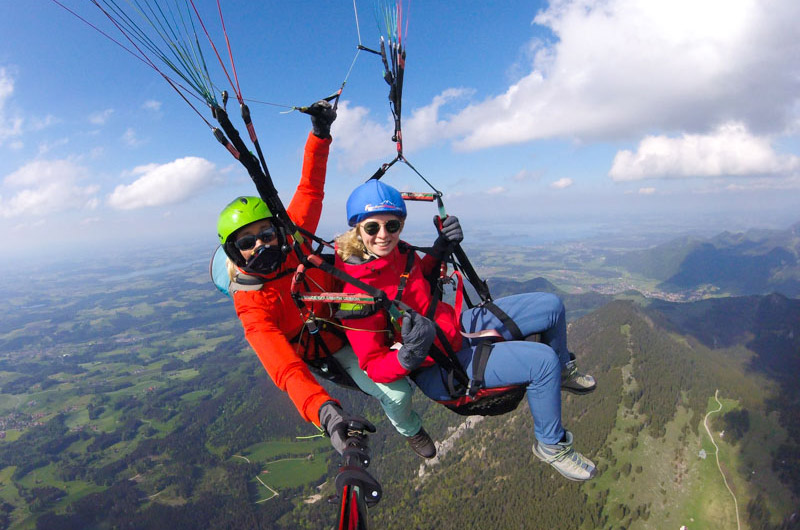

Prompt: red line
[216,0,243,103]
[187,0,240,102]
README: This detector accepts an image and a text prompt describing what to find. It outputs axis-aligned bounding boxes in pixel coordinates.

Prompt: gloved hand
[431,215,464,259]
[319,401,348,454]
[308,100,337,139]
[396,310,437,371]
[319,401,376,455]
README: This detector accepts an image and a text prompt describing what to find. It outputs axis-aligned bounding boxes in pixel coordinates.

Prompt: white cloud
[334,89,471,171]
[107,156,217,210]
[403,88,472,149]
[38,137,69,156]
[0,159,99,218]
[332,101,395,172]
[512,169,541,183]
[0,67,23,145]
[89,109,114,126]
[29,115,58,132]
[550,177,573,189]
[445,0,800,149]
[638,187,656,195]
[142,100,162,112]
[122,128,145,147]
[487,186,506,195]
[609,122,800,181]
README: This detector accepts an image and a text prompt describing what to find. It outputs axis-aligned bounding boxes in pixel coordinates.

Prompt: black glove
[319,401,376,455]
[319,401,348,454]
[308,100,336,139]
[431,215,464,259]
[396,310,437,371]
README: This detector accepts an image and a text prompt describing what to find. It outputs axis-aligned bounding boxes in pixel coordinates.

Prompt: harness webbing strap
[428,325,471,396]
[482,300,524,340]
[425,293,439,320]
[469,341,494,396]
[394,244,415,304]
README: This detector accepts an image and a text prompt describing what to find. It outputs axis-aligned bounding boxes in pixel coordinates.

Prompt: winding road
[233,454,281,503]
[703,389,741,530]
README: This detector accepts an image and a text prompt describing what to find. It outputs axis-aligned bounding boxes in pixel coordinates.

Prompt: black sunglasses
[234,227,278,251]
[361,219,403,236]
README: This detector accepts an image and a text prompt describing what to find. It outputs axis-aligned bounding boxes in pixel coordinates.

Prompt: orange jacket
[232,132,344,426]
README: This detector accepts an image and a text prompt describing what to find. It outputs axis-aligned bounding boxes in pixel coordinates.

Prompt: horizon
[2,0,799,259]
[1,212,797,279]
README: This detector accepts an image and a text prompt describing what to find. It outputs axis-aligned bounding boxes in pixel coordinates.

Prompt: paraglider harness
[415,243,533,417]
[331,235,533,417]
[210,245,366,394]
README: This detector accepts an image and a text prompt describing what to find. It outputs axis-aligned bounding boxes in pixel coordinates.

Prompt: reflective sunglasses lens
[385,220,402,233]
[235,227,276,251]
[362,222,380,236]
[234,235,256,251]
[258,227,277,242]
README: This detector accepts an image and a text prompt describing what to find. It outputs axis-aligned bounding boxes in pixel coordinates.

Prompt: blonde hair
[335,227,370,262]
[226,257,238,281]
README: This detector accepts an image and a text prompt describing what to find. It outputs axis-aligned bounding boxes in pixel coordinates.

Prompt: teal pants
[334,347,422,437]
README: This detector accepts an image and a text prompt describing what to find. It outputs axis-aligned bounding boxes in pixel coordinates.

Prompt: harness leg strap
[468,341,494,397]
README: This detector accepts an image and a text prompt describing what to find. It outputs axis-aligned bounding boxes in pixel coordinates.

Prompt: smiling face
[233,219,278,261]
[358,213,403,258]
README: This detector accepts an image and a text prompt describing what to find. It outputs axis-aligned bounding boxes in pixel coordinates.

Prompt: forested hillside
[291,300,799,529]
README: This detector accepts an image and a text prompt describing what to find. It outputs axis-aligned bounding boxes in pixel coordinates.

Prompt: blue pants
[413,293,567,444]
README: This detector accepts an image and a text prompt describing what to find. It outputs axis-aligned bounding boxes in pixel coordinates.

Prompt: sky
[2,0,799,265]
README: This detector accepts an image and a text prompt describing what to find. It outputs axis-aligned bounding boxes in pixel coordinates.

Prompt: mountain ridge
[606,221,800,297]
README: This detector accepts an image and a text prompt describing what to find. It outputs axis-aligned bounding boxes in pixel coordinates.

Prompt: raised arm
[286,101,336,233]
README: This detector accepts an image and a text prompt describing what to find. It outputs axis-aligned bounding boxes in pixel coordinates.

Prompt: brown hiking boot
[406,427,436,459]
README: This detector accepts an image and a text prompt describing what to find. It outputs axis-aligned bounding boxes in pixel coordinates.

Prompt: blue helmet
[346,180,407,226]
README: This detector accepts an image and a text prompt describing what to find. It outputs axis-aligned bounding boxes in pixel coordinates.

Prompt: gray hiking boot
[406,427,436,459]
[532,430,597,481]
[561,359,596,394]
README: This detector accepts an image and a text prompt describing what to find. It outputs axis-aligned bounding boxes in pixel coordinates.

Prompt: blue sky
[2,0,799,262]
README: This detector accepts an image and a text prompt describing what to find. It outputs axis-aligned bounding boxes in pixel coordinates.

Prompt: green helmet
[217,196,272,245]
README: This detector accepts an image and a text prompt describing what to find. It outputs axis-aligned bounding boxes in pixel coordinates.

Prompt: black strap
[468,341,494,396]
[426,294,439,321]
[426,324,471,397]
[394,245,415,304]
[482,300,524,340]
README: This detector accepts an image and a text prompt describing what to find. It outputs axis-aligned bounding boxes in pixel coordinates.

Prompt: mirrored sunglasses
[361,219,403,236]
[234,227,278,251]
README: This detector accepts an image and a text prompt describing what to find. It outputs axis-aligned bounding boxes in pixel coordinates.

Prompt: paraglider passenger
[215,104,435,459]
[334,180,597,481]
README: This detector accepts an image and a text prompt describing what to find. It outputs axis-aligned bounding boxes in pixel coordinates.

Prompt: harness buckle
[466,378,482,397]
[305,317,319,335]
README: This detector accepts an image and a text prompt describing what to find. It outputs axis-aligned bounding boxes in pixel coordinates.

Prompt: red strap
[451,269,464,319]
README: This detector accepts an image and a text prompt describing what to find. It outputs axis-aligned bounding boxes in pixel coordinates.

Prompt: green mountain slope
[306,299,797,530]
[606,221,800,297]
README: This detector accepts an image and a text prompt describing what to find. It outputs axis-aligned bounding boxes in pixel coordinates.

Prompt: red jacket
[335,243,463,383]
[233,132,344,426]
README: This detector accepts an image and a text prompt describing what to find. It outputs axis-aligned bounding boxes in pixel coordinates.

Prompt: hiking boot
[532,430,596,481]
[406,427,436,459]
[561,359,596,394]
